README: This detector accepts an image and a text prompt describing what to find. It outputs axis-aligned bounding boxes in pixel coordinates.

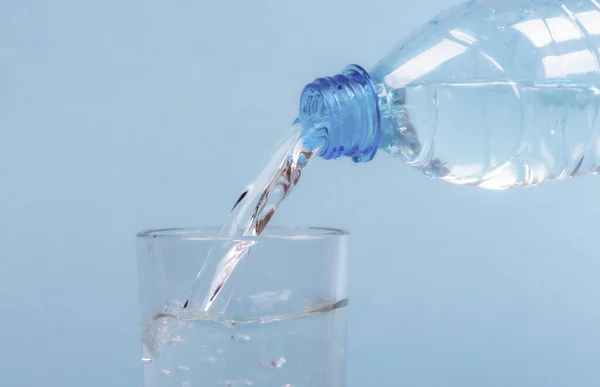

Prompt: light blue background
[3,1,600,386]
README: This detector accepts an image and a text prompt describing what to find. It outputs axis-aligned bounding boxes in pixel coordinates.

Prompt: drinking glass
[136,227,349,387]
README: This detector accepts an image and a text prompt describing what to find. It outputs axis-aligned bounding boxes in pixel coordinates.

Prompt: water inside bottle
[382,79,600,190]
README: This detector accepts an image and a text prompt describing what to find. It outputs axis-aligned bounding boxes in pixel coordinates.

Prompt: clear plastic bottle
[298,0,600,189]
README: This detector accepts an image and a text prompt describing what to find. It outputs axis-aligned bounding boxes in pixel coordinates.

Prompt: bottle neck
[298,65,381,163]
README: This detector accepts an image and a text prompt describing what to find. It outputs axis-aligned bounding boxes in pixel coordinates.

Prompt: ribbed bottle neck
[298,65,381,163]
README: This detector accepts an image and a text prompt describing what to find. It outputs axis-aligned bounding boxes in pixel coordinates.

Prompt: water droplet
[142,357,152,364]
[217,381,235,387]
[182,382,191,387]
[167,334,183,346]
[492,7,499,13]
[429,19,439,26]
[231,333,250,342]
[284,384,293,387]
[261,356,286,368]
[525,8,533,16]
[243,381,254,386]
[217,348,226,355]
[201,356,217,366]
[176,365,190,372]
[161,369,172,375]
[498,25,506,31]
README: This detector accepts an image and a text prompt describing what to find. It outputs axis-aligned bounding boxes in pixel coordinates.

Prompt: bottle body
[372,0,600,189]
[300,0,600,189]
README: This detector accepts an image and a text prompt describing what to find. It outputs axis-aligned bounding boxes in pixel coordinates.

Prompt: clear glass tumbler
[136,227,348,387]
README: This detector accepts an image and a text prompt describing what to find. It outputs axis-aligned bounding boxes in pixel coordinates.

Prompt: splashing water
[142,299,347,387]
[184,122,319,312]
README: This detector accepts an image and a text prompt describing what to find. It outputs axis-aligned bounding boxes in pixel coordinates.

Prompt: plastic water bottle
[298,0,600,189]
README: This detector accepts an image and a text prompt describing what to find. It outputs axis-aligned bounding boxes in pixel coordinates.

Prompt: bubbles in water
[498,25,506,31]
[231,333,250,342]
[261,356,286,368]
[141,357,152,364]
[524,8,533,16]
[492,7,499,12]
[221,320,238,328]
[200,355,217,366]
[284,384,293,387]
[143,314,187,355]
[167,334,183,346]
[141,301,348,387]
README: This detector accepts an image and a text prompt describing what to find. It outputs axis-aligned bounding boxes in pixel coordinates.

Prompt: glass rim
[136,226,349,241]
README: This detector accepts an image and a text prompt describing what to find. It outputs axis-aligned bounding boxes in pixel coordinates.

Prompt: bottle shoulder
[371,0,600,90]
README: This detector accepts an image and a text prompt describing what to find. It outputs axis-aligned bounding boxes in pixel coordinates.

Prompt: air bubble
[201,356,217,366]
[231,333,250,342]
[161,369,172,375]
[261,356,286,368]
[176,365,190,372]
[167,334,183,346]
[142,357,152,364]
